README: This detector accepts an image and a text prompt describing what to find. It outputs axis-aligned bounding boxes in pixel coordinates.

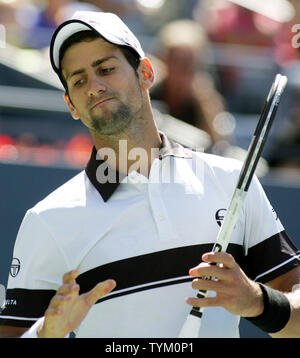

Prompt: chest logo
[215,208,227,227]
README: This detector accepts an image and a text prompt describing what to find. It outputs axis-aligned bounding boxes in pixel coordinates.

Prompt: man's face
[61,37,143,135]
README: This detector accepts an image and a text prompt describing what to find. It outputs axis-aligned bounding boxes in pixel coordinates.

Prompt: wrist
[245,283,291,333]
[246,282,265,318]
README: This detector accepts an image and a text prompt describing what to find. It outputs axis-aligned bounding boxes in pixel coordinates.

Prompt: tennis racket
[178,73,288,338]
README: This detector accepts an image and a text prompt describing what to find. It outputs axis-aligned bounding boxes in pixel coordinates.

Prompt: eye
[100,67,115,75]
[74,78,84,87]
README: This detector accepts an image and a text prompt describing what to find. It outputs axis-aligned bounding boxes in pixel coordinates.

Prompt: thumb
[84,279,116,306]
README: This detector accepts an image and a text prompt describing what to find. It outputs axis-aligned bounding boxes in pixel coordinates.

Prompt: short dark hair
[58,30,141,95]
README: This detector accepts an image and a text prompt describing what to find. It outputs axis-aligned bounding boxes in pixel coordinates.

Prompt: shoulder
[31,170,88,215]
[187,149,243,179]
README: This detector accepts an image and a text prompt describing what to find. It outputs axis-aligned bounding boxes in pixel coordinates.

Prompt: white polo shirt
[0,134,299,337]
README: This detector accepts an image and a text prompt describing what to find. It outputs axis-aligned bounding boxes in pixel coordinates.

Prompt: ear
[139,58,155,90]
[63,93,80,120]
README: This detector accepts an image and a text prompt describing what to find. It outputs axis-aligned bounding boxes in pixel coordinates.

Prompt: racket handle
[178,290,208,338]
[179,190,246,338]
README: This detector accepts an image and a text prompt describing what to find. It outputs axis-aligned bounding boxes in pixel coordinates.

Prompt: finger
[192,278,225,292]
[186,295,220,308]
[189,263,231,281]
[57,283,80,296]
[49,294,72,309]
[202,252,237,269]
[45,307,64,316]
[84,279,116,306]
[62,270,79,285]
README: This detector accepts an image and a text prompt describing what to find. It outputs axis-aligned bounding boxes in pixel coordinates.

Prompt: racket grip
[190,289,207,318]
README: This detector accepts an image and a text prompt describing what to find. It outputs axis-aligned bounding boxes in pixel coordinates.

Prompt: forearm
[0,325,27,338]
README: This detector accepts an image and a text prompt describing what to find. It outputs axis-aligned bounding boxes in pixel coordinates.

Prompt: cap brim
[50,20,97,73]
[50,19,143,74]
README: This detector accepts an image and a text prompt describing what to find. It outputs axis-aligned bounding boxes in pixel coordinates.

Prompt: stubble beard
[90,101,134,136]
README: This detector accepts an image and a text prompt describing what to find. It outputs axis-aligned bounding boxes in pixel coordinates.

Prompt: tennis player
[0,11,299,338]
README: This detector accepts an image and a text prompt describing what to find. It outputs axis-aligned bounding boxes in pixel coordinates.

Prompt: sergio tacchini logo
[10,258,20,277]
[215,208,227,227]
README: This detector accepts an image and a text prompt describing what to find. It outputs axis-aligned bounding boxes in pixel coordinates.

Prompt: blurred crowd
[0,0,299,175]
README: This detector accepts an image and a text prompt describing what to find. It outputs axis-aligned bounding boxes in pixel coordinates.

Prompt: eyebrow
[66,56,119,81]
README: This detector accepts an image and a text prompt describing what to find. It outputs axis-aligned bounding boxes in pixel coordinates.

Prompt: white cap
[50,11,145,74]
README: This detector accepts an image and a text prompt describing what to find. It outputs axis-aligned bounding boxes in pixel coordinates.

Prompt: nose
[87,75,106,97]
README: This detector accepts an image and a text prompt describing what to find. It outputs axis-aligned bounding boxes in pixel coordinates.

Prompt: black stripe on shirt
[243,230,300,282]
[76,233,299,302]
[75,243,244,300]
[0,288,56,318]
[0,243,243,326]
[0,288,56,328]
[96,277,194,304]
[0,233,298,326]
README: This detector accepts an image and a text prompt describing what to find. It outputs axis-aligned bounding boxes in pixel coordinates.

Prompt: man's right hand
[38,270,116,338]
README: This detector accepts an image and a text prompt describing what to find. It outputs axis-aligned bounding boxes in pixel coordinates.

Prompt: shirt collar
[85,132,191,202]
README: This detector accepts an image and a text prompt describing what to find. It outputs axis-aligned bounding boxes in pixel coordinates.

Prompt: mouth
[90,97,114,110]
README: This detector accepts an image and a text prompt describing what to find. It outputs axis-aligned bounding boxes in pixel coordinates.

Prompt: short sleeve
[0,210,69,327]
[242,175,300,283]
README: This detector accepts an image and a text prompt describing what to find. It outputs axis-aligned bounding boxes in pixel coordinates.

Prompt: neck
[90,106,162,177]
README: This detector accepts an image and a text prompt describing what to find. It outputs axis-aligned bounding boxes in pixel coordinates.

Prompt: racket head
[237,74,288,191]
